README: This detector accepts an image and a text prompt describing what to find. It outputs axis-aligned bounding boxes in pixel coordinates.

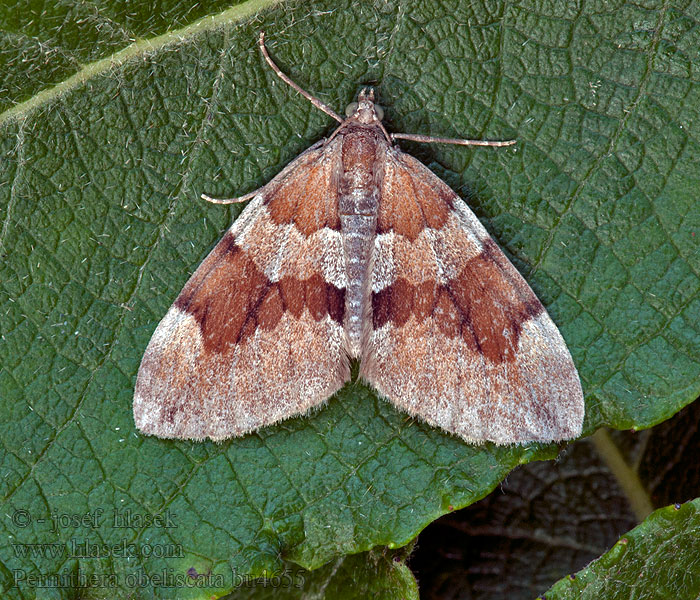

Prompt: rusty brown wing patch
[361,149,584,444]
[134,143,350,441]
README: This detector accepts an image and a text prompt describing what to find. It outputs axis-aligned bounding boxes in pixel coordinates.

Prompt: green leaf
[545,499,700,599]
[411,399,700,599]
[0,0,269,113]
[1,0,699,598]
[411,437,639,598]
[221,546,418,600]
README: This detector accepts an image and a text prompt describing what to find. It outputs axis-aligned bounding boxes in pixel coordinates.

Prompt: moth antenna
[259,31,344,124]
[392,133,516,147]
[200,190,258,204]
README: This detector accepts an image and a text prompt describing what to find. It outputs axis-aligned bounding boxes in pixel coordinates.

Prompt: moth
[134,33,584,444]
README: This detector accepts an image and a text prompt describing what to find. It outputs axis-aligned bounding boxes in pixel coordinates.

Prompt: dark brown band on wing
[376,153,454,240]
[175,234,345,353]
[371,244,543,364]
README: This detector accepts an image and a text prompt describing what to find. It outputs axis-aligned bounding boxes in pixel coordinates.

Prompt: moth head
[345,88,384,124]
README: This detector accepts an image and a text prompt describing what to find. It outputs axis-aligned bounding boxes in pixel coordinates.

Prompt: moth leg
[200,189,260,205]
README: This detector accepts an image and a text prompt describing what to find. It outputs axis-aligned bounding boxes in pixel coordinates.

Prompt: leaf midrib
[0,0,283,130]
